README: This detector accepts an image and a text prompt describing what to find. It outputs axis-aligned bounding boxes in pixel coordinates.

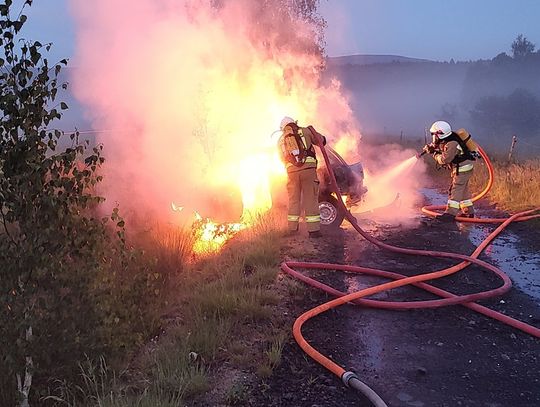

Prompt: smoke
[68,0,361,223]
[352,145,428,226]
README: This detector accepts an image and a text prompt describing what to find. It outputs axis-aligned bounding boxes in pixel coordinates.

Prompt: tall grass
[470,158,540,211]
[257,332,286,378]
[52,209,284,406]
[47,356,183,407]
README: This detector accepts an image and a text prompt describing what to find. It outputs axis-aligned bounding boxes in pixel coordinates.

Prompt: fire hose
[280,143,540,406]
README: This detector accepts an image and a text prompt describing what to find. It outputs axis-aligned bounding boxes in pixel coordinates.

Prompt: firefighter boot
[435,213,456,223]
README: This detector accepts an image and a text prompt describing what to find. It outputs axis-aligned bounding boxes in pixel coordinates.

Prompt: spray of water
[354,148,428,225]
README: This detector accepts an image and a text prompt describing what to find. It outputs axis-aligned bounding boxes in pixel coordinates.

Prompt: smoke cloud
[68,0,361,224]
[353,145,428,226]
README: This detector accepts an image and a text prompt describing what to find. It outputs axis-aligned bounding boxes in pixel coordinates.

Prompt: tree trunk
[16,326,33,407]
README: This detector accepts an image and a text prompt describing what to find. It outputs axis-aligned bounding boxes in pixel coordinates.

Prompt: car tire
[318,194,346,228]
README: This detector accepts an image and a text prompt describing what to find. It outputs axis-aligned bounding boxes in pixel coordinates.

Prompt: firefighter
[425,120,476,221]
[278,116,326,238]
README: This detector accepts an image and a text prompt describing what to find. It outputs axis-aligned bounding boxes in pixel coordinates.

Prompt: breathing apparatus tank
[282,132,305,165]
[455,128,479,154]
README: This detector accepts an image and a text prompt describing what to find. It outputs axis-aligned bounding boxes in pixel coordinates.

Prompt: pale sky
[18,0,540,62]
[320,0,540,61]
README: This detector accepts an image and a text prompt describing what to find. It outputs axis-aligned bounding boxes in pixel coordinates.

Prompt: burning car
[174,146,365,253]
[317,147,367,228]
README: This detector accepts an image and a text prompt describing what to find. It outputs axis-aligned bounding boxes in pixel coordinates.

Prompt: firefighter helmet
[280,116,296,130]
[430,121,452,139]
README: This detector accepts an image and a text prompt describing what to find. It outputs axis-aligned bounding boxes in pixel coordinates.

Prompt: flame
[182,148,286,254]
[191,212,245,254]
[70,0,363,243]
[237,153,273,218]
[334,132,360,162]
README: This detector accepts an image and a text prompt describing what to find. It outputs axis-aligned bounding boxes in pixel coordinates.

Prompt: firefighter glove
[423,143,436,154]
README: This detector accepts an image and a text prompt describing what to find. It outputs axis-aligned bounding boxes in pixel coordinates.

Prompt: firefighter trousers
[446,169,474,216]
[286,168,321,232]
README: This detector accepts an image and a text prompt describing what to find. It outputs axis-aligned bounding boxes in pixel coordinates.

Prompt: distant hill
[326,54,434,66]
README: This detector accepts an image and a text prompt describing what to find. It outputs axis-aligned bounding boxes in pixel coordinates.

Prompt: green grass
[255,330,287,378]
[149,335,211,400]
[145,211,283,400]
[53,209,285,406]
[224,381,249,406]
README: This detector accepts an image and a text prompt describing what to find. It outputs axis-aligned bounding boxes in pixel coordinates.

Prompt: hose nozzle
[417,142,438,158]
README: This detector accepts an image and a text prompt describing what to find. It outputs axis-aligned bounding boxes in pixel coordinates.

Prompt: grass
[53,209,286,406]
[257,332,286,378]
[142,211,283,402]
[224,381,249,406]
[149,333,211,399]
[470,158,540,211]
[265,334,286,369]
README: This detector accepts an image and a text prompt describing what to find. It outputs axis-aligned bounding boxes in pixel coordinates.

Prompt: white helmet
[280,116,296,130]
[430,121,452,139]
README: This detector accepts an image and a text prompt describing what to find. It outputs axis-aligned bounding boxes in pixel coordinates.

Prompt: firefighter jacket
[279,126,326,173]
[434,140,474,173]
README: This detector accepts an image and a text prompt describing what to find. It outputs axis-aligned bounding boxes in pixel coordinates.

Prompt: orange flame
[180,148,286,254]
[190,212,245,254]
[334,132,360,162]
[71,0,363,234]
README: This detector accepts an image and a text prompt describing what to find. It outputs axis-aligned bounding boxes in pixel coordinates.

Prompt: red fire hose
[281,143,540,406]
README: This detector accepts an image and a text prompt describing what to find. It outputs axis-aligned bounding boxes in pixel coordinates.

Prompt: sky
[18,0,540,62]
[319,0,540,61]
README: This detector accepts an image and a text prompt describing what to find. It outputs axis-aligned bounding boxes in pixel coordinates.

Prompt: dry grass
[470,159,540,211]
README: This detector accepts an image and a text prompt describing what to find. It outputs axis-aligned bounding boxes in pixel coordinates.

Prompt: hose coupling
[341,371,359,388]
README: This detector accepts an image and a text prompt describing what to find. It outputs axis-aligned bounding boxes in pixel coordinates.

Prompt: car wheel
[318,194,346,228]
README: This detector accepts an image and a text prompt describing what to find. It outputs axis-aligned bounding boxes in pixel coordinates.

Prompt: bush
[0,3,177,405]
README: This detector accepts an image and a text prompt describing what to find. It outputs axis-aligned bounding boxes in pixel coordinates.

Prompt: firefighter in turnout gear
[426,120,478,221]
[278,116,326,238]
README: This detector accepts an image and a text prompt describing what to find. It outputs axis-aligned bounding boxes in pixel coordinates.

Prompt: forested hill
[324,50,540,154]
[327,54,433,66]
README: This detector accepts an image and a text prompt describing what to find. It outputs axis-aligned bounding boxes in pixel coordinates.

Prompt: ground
[246,191,540,407]
[194,188,540,407]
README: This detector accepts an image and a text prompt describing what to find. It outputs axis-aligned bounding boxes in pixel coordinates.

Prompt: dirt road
[249,199,540,406]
